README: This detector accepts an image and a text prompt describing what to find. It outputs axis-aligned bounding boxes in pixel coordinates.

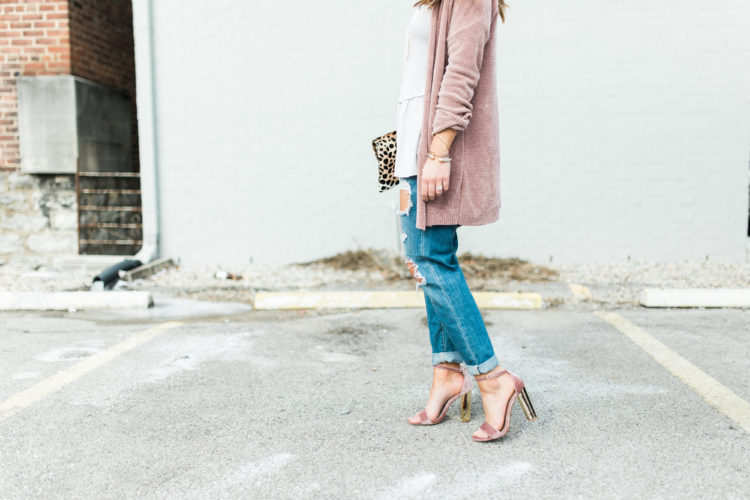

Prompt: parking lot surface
[1,305,748,499]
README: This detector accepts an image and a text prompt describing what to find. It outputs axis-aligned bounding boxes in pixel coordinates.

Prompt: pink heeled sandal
[408,364,473,425]
[472,368,537,442]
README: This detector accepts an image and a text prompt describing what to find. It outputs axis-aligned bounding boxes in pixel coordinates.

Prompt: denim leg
[424,288,463,365]
[398,176,499,375]
[399,178,461,363]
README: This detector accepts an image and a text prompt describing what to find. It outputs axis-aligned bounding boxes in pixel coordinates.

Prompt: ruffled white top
[394,4,431,179]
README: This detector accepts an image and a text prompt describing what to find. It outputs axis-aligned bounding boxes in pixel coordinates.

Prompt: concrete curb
[640,288,750,308]
[0,291,154,311]
[254,291,543,310]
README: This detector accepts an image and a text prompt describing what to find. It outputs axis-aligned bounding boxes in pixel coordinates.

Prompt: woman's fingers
[422,181,435,201]
[420,180,451,201]
[420,181,452,201]
[420,161,451,201]
[436,178,449,196]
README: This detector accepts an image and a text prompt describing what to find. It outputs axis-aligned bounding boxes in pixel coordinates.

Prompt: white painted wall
[134,0,750,266]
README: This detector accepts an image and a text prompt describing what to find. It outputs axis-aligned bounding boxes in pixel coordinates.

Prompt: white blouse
[394,5,431,179]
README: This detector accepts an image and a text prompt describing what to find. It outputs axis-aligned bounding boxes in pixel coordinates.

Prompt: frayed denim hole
[404,256,426,291]
[396,184,413,216]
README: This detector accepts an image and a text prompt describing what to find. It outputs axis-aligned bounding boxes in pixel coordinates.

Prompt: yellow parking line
[595,311,750,433]
[0,320,184,423]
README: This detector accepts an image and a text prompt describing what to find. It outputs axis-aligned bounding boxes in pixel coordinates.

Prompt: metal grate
[75,171,143,255]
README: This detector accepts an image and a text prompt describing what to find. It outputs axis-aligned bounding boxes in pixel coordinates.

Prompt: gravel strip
[1,256,748,309]
[554,260,750,308]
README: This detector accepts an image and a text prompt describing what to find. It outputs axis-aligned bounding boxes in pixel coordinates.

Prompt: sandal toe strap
[479,421,502,439]
[415,409,434,425]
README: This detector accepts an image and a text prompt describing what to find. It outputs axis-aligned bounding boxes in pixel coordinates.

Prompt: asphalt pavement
[0,301,748,499]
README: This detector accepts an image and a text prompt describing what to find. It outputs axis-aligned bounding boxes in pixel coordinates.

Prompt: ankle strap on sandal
[434,364,463,373]
[474,368,508,381]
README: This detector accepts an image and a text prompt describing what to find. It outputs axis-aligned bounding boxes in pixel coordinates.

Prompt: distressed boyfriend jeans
[397,175,499,375]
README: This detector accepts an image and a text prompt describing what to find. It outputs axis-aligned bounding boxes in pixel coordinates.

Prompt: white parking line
[595,311,750,433]
[0,320,184,423]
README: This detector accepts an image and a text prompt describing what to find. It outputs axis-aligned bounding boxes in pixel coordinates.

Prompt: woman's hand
[421,129,457,202]
[421,158,450,202]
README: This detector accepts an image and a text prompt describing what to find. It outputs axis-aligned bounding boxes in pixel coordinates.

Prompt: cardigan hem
[423,210,499,229]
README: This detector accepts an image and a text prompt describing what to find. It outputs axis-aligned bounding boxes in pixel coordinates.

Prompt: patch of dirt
[299,249,405,280]
[457,253,558,282]
[301,249,558,283]
[299,249,390,270]
[326,325,368,336]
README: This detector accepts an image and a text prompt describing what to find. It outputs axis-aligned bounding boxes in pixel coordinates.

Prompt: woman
[396,0,537,442]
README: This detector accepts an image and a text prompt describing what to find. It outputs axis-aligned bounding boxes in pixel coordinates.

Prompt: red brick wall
[68,0,138,170]
[0,0,137,173]
[0,0,71,171]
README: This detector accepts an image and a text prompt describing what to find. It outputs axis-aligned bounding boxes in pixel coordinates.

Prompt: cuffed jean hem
[464,354,500,376]
[431,351,464,366]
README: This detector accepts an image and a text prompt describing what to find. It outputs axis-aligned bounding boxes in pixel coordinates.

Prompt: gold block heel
[517,387,537,422]
[460,391,472,422]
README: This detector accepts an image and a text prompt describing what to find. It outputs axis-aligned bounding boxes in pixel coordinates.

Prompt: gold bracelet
[427,150,452,163]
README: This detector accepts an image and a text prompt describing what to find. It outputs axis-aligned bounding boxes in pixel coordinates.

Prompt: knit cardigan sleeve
[432,0,494,135]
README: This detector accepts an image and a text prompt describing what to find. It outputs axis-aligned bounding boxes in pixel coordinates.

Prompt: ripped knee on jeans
[404,256,426,290]
[396,182,412,216]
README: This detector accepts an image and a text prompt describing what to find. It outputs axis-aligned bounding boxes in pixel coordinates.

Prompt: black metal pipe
[92,259,142,290]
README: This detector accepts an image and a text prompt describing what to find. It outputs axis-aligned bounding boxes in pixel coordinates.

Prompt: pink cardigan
[416,0,500,230]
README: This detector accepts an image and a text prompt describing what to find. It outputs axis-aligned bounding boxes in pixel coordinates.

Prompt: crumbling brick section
[0,0,71,171]
[0,0,138,173]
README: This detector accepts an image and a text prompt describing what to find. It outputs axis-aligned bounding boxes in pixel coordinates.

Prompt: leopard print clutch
[371,130,398,192]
